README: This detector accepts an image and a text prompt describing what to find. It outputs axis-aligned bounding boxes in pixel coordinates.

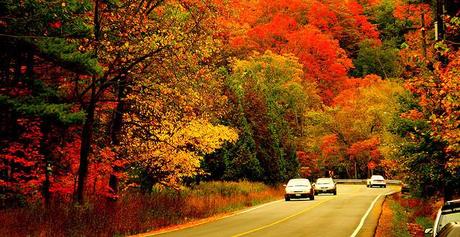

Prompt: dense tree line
[0,0,459,208]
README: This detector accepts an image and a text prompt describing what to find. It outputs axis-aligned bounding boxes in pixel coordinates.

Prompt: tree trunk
[14,49,22,83]
[435,0,445,41]
[140,171,154,193]
[354,161,357,179]
[26,50,34,82]
[40,120,51,208]
[444,183,453,201]
[76,0,100,205]
[108,78,127,196]
[43,165,51,207]
[76,97,96,204]
[421,13,427,58]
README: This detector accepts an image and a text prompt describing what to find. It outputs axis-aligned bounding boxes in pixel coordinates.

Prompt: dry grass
[0,181,283,237]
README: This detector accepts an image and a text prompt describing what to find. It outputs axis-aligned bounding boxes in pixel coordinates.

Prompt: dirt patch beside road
[375,194,394,237]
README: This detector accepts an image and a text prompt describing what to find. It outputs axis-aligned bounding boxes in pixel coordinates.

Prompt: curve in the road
[350,190,398,237]
[143,185,399,237]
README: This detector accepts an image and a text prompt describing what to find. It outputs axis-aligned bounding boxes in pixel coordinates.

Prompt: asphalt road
[150,184,398,237]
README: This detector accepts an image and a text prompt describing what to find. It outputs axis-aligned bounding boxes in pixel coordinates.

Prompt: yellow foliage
[120,25,238,187]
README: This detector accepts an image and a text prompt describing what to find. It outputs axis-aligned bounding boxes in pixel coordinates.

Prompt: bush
[0,181,283,236]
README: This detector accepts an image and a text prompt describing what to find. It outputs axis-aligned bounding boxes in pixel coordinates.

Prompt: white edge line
[144,199,284,236]
[350,191,397,237]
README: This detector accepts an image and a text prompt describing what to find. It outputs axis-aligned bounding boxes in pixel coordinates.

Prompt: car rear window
[316,178,332,184]
[287,179,310,187]
[371,175,384,180]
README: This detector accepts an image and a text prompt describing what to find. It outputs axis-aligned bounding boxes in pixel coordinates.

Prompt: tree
[307,0,380,55]
[0,0,95,206]
[402,53,460,198]
[394,0,459,199]
[71,0,229,203]
[0,0,232,204]
[120,27,239,189]
[223,0,378,104]
[222,51,321,183]
[304,76,409,178]
[352,40,402,78]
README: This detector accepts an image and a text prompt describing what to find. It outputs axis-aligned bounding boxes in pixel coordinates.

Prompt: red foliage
[297,151,320,177]
[394,3,432,27]
[226,0,379,104]
[49,21,62,29]
[320,134,340,159]
[308,0,380,44]
[0,119,44,201]
[332,74,382,107]
[347,137,381,170]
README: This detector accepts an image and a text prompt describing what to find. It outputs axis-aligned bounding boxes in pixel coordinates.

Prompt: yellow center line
[231,197,337,237]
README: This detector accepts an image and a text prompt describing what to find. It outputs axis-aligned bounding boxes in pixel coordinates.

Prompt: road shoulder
[355,189,399,237]
[131,199,283,237]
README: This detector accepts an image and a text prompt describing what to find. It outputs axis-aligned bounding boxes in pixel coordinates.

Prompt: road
[149,184,398,237]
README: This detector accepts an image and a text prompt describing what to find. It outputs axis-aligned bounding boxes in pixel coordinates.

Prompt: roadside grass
[389,199,411,237]
[0,181,283,237]
[378,193,438,237]
[415,216,433,230]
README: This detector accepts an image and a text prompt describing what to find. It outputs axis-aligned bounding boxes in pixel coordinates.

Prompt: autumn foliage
[224,0,379,104]
[0,0,459,235]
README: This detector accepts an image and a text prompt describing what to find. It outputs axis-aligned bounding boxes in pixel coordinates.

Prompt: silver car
[284,178,315,201]
[314,177,337,195]
[366,175,386,188]
[426,199,460,236]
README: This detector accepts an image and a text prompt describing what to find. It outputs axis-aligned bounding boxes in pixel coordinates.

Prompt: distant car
[314,177,337,195]
[366,175,386,188]
[401,182,410,194]
[284,178,315,201]
[425,199,460,237]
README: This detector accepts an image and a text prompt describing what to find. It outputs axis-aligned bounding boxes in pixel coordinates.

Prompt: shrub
[0,181,283,236]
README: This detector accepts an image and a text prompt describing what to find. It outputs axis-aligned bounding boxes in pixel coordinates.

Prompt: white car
[284,178,315,201]
[426,199,460,236]
[367,175,386,188]
[314,177,337,195]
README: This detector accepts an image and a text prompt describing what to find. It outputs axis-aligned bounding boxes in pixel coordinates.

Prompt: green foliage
[224,124,263,181]
[1,0,98,75]
[35,38,101,75]
[0,78,86,125]
[390,94,458,197]
[0,0,92,36]
[389,199,412,237]
[218,51,319,184]
[367,0,407,45]
[416,216,433,230]
[352,40,402,78]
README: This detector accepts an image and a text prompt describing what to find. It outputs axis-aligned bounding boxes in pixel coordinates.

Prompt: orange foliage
[332,74,383,107]
[406,50,460,166]
[297,151,320,177]
[308,0,380,44]
[394,3,432,27]
[225,0,379,104]
[320,134,340,159]
[400,109,424,120]
[347,137,381,163]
